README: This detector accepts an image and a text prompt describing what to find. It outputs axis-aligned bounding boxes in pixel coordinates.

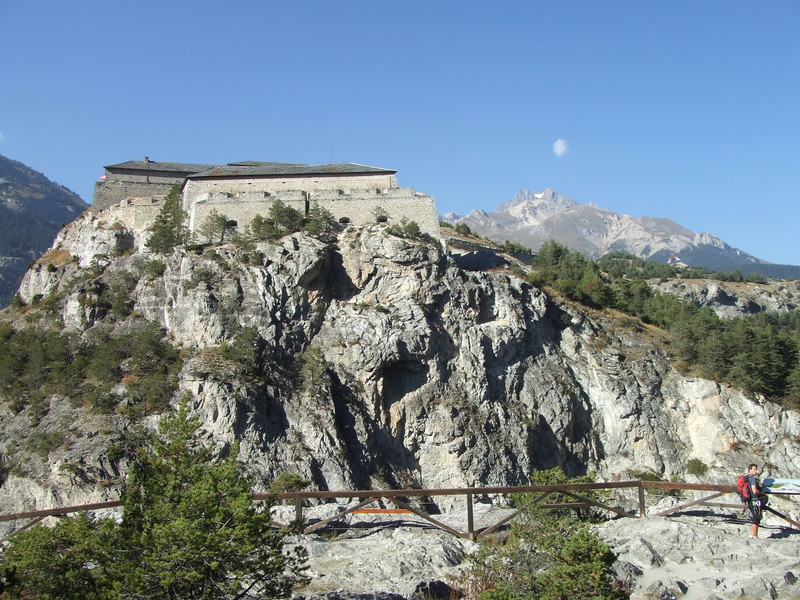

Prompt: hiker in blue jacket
[746,463,768,538]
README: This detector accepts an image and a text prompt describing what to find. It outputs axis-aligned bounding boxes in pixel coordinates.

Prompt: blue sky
[2,1,798,264]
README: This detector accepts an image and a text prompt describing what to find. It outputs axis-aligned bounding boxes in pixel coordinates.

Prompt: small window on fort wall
[226,220,238,227]
[338,217,351,224]
[376,215,388,223]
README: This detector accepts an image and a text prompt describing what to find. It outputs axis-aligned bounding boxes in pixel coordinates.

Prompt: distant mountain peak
[441,188,800,276]
[495,188,575,212]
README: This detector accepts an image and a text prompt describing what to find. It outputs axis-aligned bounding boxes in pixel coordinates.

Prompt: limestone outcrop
[2,214,800,525]
[597,505,800,600]
[283,502,800,600]
[649,278,799,319]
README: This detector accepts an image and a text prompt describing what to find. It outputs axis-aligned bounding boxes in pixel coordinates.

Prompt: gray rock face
[298,527,471,599]
[649,279,799,319]
[279,502,485,599]
[597,508,800,600]
[2,216,800,530]
[289,502,800,600]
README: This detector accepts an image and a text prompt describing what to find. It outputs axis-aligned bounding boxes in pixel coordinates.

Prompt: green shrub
[0,323,180,420]
[106,443,124,463]
[185,267,215,290]
[686,458,709,477]
[143,259,166,281]
[386,217,423,239]
[197,209,230,244]
[304,204,337,236]
[269,199,304,234]
[502,240,532,254]
[221,326,265,375]
[269,472,312,494]
[467,468,629,600]
[24,431,66,458]
[83,384,119,414]
[298,347,330,398]
[479,584,522,600]
[10,293,25,309]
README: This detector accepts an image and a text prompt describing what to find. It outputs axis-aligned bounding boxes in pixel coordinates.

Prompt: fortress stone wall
[184,173,398,197]
[92,159,441,241]
[185,186,440,239]
[93,181,177,213]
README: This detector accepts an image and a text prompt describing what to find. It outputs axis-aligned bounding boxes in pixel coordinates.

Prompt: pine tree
[145,185,189,254]
[1,513,117,600]
[2,402,308,600]
[197,209,229,244]
[117,402,308,599]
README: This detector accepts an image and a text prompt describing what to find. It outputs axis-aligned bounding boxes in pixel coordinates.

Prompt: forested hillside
[0,154,88,305]
[525,241,800,406]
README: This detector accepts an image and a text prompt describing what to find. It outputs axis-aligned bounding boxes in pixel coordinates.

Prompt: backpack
[737,475,751,502]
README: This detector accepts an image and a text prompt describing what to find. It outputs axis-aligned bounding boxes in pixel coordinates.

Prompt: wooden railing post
[295,496,303,525]
[466,493,475,541]
[638,480,646,517]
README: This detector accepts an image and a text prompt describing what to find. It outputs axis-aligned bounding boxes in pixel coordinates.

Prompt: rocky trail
[287,499,800,600]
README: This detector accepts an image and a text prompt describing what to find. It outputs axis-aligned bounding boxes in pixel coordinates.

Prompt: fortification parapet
[93,181,175,213]
[89,158,441,240]
[185,186,440,238]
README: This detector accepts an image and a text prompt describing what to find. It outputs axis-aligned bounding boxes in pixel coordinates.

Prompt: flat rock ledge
[597,506,800,600]
[283,503,485,600]
[286,500,800,600]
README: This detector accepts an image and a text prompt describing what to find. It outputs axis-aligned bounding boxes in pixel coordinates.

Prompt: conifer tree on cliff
[1,401,308,599]
[145,184,189,254]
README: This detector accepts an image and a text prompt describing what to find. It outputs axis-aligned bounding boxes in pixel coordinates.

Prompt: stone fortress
[92,158,441,240]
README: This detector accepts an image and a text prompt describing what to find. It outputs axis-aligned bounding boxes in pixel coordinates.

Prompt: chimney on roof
[144,156,150,163]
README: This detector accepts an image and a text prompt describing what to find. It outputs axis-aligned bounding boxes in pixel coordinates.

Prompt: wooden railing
[3,481,798,542]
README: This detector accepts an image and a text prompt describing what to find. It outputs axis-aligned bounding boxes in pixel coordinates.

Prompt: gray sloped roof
[105,160,217,174]
[189,162,397,179]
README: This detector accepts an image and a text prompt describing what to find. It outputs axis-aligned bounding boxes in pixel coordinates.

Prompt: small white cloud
[0,132,4,143]
[553,138,569,158]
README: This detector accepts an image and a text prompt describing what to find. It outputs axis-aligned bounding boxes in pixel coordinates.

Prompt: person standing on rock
[746,463,768,538]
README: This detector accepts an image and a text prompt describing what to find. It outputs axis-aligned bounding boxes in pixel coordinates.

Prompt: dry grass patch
[37,248,72,268]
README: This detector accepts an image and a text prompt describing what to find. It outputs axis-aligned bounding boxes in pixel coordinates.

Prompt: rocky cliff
[2,211,800,523]
[649,277,799,319]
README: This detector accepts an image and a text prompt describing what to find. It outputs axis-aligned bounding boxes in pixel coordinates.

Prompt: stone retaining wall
[186,187,440,238]
[92,181,176,212]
